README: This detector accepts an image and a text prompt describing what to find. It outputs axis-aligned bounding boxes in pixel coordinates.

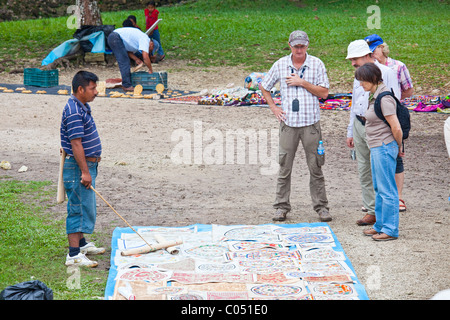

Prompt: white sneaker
[80,242,106,255]
[65,252,98,268]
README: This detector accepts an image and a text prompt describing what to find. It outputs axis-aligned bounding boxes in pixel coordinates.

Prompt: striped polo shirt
[60,95,102,157]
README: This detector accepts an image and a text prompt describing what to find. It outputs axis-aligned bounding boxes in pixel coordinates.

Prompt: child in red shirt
[145,1,165,60]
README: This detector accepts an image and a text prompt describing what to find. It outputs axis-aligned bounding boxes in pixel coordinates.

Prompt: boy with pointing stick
[60,71,105,268]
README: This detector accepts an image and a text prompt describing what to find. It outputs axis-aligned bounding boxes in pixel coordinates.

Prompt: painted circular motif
[285,271,321,278]
[184,244,229,258]
[171,293,204,300]
[152,287,184,294]
[241,266,282,274]
[284,233,333,243]
[197,263,237,272]
[239,260,293,274]
[251,284,302,297]
[273,227,311,234]
[312,283,354,296]
[239,260,277,268]
[118,269,170,282]
[224,227,269,240]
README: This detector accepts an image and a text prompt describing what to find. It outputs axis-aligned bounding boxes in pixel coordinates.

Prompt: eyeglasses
[290,44,308,50]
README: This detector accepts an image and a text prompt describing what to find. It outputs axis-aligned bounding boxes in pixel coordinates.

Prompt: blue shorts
[395,155,404,174]
[63,157,98,235]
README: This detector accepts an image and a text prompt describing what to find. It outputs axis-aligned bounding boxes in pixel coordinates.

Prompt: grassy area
[0,0,447,300]
[0,0,448,90]
[0,178,107,300]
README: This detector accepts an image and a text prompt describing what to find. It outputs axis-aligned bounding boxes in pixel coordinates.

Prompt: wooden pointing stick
[90,186,157,252]
[90,186,183,255]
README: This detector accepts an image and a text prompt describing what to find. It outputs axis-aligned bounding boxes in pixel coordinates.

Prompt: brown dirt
[0,60,449,300]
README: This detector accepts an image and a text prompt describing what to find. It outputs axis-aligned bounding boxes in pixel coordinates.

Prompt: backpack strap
[373,88,400,126]
[374,91,391,125]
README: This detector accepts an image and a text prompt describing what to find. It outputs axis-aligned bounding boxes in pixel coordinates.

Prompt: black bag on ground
[0,280,53,300]
[374,89,411,140]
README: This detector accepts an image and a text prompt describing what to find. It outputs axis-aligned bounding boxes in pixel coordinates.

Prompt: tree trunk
[77,0,103,26]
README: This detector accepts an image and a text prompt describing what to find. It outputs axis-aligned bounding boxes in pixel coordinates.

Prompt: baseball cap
[346,40,372,59]
[364,34,384,52]
[289,30,309,46]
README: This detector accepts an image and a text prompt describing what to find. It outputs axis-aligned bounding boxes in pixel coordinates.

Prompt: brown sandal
[372,233,398,241]
[363,228,378,236]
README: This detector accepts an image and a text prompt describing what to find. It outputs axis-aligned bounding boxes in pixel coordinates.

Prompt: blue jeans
[152,39,161,56]
[107,32,132,87]
[134,39,160,60]
[150,29,164,56]
[63,157,98,235]
[370,141,399,237]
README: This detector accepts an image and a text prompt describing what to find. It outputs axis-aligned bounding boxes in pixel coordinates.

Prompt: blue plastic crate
[131,71,167,90]
[24,68,59,87]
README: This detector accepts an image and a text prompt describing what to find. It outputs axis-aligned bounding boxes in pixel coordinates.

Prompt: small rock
[0,160,11,170]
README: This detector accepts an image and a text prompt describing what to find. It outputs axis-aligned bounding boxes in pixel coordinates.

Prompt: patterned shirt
[384,57,413,92]
[60,95,102,157]
[261,53,329,128]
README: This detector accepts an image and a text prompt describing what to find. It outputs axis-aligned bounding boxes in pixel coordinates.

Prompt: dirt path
[0,62,449,300]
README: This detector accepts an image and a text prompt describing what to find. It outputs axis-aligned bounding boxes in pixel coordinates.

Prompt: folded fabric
[320,99,351,110]
[413,102,439,112]
[437,106,450,113]
[442,97,450,108]
[42,31,106,66]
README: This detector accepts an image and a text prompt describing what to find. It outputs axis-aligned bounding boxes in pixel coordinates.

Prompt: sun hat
[289,30,309,46]
[364,34,384,52]
[346,40,373,59]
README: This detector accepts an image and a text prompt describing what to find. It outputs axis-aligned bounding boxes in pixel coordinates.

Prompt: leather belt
[356,115,366,125]
[66,155,101,163]
[86,157,101,163]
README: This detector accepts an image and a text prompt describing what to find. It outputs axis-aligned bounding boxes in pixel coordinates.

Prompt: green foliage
[0,0,448,88]
[0,179,107,300]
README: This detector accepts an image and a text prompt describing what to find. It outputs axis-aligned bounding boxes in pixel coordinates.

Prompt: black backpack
[374,89,411,140]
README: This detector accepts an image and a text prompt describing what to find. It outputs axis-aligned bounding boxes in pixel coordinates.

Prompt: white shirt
[261,53,329,128]
[445,117,450,158]
[347,60,401,138]
[113,27,150,53]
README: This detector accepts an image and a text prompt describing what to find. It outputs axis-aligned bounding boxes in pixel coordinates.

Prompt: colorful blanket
[404,95,450,113]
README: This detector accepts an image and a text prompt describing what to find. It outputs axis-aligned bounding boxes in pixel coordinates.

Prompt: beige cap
[289,30,309,46]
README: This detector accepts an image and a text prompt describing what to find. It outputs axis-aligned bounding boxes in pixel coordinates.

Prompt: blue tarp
[104,223,370,300]
[41,31,106,66]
